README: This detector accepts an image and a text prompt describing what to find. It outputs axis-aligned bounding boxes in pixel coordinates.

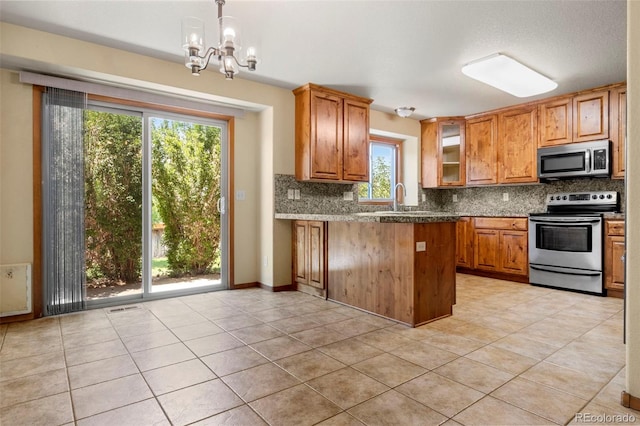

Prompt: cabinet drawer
[474,217,527,231]
[606,220,625,236]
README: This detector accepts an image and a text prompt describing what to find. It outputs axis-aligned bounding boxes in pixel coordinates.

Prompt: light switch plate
[416,241,426,252]
[453,194,458,202]
[421,193,426,202]
[287,189,294,200]
[236,190,246,201]
[503,192,509,202]
[343,191,354,201]
[294,189,301,200]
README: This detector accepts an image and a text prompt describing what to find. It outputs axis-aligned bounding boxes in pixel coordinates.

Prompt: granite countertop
[274,211,460,223]
[604,213,625,220]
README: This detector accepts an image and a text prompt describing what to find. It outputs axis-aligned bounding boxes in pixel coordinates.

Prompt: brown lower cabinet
[605,219,625,298]
[457,216,529,282]
[292,220,327,298]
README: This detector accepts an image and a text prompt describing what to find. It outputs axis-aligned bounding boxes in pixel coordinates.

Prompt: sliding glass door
[84,107,144,300]
[148,116,227,295]
[83,104,228,304]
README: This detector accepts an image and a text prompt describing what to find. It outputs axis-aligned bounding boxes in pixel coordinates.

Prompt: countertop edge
[274,213,460,223]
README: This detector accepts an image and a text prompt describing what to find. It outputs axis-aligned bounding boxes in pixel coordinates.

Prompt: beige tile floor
[1,274,639,425]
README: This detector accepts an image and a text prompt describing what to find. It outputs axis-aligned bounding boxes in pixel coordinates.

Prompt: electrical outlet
[452,194,458,202]
[503,192,509,202]
[287,189,294,200]
[421,193,426,202]
[235,190,246,201]
[263,256,268,267]
[416,241,426,252]
[343,191,354,201]
[294,189,301,200]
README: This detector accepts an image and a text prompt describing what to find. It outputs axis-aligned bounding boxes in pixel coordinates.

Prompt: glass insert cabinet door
[439,120,465,186]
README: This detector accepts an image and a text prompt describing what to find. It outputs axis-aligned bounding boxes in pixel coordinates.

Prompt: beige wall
[626,0,639,398]
[0,70,34,265]
[0,22,421,291]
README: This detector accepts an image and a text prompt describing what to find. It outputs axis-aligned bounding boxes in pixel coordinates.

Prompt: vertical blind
[42,87,87,315]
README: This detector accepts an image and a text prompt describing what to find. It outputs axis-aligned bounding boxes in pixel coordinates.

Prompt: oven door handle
[530,265,601,277]
[529,218,601,225]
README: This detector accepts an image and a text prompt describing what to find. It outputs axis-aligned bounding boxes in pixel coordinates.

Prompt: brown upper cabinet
[466,114,498,185]
[610,85,626,179]
[421,117,466,188]
[498,106,538,184]
[435,107,537,187]
[539,89,609,147]
[293,83,373,182]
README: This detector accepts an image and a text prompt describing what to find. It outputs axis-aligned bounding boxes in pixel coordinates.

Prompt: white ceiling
[0,0,627,119]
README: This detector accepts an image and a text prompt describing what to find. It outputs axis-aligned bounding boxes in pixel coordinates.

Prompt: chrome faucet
[393,182,406,211]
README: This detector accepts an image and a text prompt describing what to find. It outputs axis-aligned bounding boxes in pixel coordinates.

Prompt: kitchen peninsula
[275,212,459,327]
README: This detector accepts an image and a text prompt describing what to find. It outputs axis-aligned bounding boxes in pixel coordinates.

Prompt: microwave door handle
[585,150,591,173]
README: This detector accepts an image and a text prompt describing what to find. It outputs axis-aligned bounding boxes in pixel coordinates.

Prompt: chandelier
[181,0,257,80]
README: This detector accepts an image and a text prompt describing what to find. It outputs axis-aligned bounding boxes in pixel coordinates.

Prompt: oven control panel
[547,191,618,206]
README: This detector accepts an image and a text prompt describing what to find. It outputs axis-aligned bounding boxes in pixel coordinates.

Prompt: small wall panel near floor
[0,263,32,317]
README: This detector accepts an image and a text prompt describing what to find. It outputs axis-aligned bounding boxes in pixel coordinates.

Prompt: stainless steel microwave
[537,140,610,180]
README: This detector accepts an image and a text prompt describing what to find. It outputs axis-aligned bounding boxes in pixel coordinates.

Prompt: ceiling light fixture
[182,0,257,80]
[461,53,557,97]
[395,107,415,118]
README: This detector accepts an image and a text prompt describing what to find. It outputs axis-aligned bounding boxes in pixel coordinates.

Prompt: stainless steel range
[529,191,619,295]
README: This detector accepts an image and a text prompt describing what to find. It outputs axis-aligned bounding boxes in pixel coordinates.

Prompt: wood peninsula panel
[327,221,455,326]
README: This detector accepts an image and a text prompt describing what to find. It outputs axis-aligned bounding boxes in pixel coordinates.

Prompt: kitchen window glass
[358,136,401,203]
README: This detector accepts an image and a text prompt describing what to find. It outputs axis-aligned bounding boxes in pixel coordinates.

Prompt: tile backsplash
[274,174,625,216]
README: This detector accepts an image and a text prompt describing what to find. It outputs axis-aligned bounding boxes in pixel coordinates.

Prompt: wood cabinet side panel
[294,90,312,180]
[421,120,439,188]
[413,222,456,324]
[610,87,627,179]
